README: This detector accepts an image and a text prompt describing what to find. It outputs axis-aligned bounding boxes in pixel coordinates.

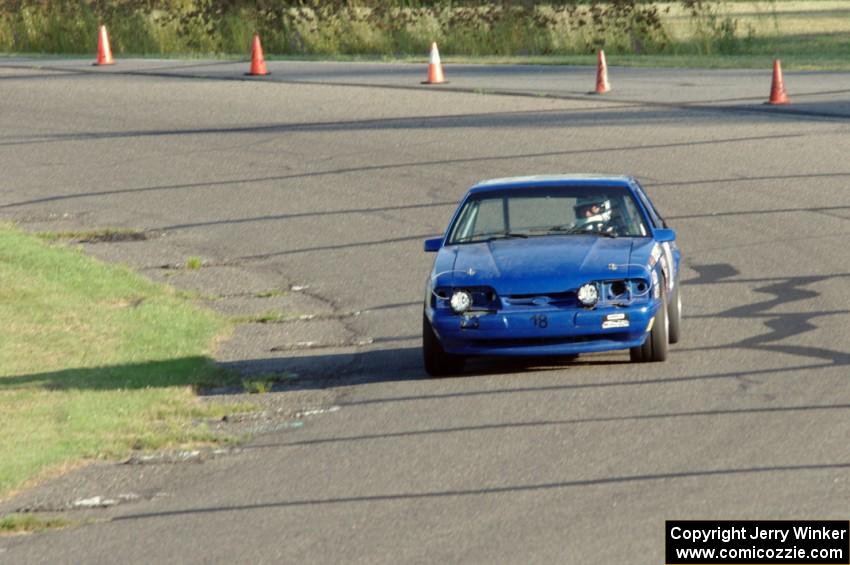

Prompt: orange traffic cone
[766,59,790,105]
[247,34,268,76]
[594,50,610,94]
[422,42,446,85]
[94,25,114,66]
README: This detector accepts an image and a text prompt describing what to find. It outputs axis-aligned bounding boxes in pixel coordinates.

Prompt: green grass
[185,256,203,270]
[9,49,843,71]
[241,372,298,394]
[0,224,247,499]
[3,1,850,70]
[439,52,850,71]
[3,1,850,69]
[231,311,289,324]
[174,288,215,301]
[7,49,846,71]
[254,289,289,299]
[36,228,147,243]
[0,514,74,535]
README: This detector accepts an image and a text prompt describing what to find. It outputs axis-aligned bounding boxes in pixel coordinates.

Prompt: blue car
[422,175,682,376]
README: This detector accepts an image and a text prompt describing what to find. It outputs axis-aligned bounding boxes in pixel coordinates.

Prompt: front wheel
[630,283,669,363]
[423,315,465,377]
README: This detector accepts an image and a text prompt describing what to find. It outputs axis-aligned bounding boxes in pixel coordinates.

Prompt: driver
[574,195,615,233]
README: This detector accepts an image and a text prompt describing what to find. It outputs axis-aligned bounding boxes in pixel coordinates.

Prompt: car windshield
[447,185,649,244]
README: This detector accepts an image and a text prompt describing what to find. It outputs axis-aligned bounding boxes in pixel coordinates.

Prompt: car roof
[468,174,636,195]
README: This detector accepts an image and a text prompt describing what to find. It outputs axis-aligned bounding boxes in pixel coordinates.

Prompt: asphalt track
[1,58,849,563]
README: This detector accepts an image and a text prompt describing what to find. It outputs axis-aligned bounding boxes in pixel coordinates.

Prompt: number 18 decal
[531,314,548,328]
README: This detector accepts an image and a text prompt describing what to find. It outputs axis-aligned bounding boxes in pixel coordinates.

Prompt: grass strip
[0,514,74,535]
[437,53,850,72]
[0,224,246,499]
[6,51,850,72]
[36,228,147,243]
[2,1,850,69]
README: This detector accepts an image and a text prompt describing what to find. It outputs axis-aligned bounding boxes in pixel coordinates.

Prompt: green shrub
[0,1,737,58]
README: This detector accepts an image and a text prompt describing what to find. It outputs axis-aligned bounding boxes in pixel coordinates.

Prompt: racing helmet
[574,194,612,226]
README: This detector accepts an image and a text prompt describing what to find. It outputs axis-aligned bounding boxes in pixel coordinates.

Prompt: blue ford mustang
[422,175,682,376]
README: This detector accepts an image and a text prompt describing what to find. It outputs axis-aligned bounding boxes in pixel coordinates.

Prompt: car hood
[438,236,638,295]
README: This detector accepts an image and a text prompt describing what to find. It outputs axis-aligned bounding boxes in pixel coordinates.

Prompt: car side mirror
[424,237,442,252]
[654,228,676,243]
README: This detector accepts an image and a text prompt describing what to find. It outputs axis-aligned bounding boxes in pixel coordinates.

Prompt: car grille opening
[501,291,576,308]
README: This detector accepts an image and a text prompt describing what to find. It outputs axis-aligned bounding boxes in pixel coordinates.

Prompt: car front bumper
[428,302,658,357]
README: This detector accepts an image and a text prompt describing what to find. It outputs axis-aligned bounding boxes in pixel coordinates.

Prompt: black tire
[668,278,682,345]
[423,315,465,377]
[629,283,669,363]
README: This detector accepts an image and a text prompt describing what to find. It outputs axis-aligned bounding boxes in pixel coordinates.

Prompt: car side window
[633,183,666,228]
[448,201,478,242]
[470,198,505,236]
[617,195,649,237]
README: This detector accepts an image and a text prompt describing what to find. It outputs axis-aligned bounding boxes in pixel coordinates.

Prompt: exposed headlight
[577,283,599,307]
[450,290,473,313]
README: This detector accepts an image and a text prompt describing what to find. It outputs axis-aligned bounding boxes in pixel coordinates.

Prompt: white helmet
[574,196,612,228]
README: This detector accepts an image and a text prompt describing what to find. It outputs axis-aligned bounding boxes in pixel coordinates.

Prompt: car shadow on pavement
[3,344,843,397]
[0,348,616,393]
[215,346,615,393]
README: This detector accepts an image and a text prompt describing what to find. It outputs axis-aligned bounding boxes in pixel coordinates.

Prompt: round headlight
[577,283,599,307]
[450,290,473,313]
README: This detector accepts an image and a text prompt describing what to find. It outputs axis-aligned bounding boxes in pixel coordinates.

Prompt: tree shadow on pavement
[0,356,234,392]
